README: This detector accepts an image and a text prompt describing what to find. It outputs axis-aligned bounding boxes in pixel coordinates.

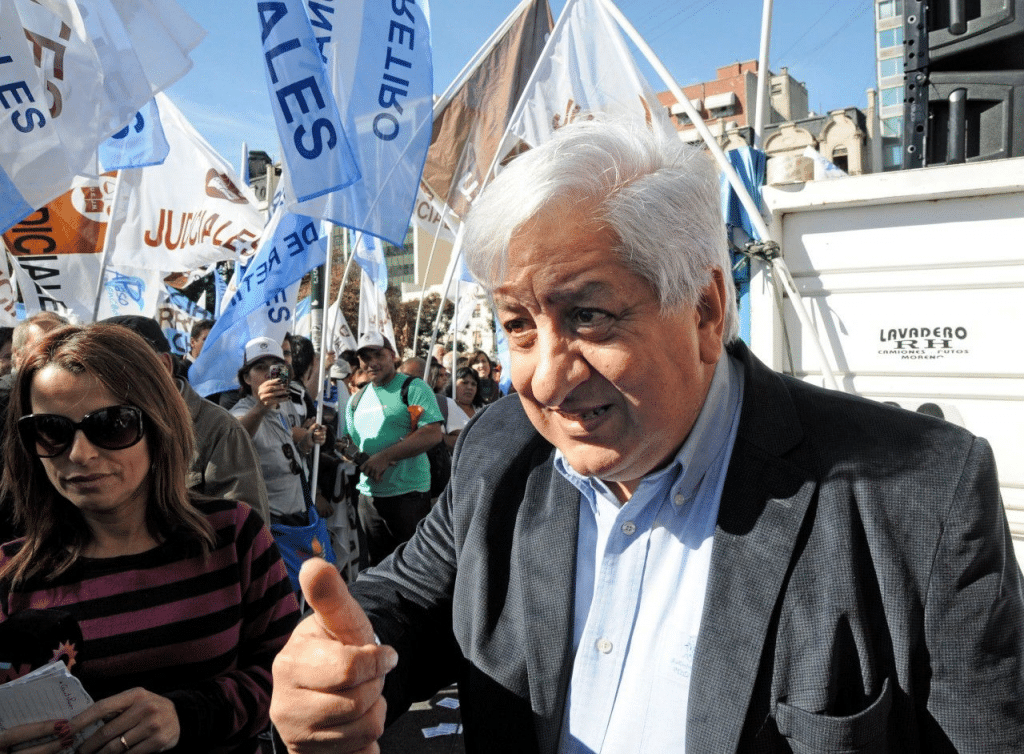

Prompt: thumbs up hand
[271,559,398,753]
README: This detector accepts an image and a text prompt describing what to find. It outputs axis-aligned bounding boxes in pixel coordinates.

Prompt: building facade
[875,0,906,169]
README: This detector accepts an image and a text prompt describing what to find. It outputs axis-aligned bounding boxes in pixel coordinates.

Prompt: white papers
[422,722,462,738]
[0,661,100,749]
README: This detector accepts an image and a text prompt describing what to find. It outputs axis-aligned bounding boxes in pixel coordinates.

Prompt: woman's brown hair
[0,324,214,585]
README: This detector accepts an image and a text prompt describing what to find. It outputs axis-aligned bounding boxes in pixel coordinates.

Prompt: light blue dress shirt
[555,354,744,754]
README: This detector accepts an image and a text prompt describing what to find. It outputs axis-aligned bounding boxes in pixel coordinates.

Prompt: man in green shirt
[345,333,443,565]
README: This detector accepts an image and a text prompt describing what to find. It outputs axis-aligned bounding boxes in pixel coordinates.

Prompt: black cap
[102,315,171,354]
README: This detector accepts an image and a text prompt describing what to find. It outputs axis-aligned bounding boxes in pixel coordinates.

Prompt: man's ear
[696,268,727,365]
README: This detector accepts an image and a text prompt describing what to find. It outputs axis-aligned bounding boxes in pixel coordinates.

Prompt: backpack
[350,376,451,497]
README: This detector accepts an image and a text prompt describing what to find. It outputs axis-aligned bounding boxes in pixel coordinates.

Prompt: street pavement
[379,684,466,754]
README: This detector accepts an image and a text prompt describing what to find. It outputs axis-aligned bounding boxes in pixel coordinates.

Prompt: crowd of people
[0,117,1021,754]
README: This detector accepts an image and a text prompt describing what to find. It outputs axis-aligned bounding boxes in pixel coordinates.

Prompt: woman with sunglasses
[0,324,299,754]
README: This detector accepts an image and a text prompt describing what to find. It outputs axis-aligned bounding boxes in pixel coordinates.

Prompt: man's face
[281,338,293,366]
[190,328,210,359]
[358,347,396,386]
[494,202,725,501]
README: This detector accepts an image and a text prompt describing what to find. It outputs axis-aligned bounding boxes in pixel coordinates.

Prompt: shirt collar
[555,353,744,508]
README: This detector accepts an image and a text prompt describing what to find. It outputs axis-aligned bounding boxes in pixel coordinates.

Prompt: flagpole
[598,0,840,392]
[753,0,774,147]
[310,222,335,491]
[91,169,126,322]
[412,200,457,357]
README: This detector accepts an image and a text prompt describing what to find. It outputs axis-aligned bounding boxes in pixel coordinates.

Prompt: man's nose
[528,330,588,407]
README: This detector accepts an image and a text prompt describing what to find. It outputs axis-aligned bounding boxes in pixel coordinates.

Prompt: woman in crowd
[0,324,299,754]
[468,350,501,404]
[453,366,484,422]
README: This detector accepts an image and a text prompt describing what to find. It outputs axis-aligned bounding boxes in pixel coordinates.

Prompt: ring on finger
[119,734,130,752]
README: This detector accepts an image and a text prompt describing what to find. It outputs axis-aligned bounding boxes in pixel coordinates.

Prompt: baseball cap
[329,361,351,380]
[243,336,285,366]
[102,315,170,354]
[356,331,394,355]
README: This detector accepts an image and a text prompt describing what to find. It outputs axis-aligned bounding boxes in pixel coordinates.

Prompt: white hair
[462,117,738,342]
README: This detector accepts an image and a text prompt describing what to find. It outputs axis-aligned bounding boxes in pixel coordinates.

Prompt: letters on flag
[3,173,116,320]
[0,0,204,233]
[157,287,214,356]
[188,188,328,397]
[508,0,677,148]
[276,0,434,248]
[422,0,552,219]
[257,0,359,202]
[105,93,265,272]
[99,98,170,171]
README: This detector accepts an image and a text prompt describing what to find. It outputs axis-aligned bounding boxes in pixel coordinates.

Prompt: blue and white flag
[158,288,214,357]
[0,0,204,233]
[258,0,359,203]
[353,231,388,293]
[276,0,434,247]
[99,98,170,170]
[188,188,328,397]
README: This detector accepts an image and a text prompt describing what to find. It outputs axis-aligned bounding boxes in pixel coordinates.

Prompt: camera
[339,435,370,467]
[268,364,290,383]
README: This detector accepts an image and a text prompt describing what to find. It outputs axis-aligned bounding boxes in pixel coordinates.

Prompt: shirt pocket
[775,676,892,754]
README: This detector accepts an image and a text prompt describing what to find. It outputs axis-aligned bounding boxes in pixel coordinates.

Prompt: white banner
[94,264,165,319]
[357,268,396,351]
[0,0,204,232]
[508,0,676,148]
[105,93,265,272]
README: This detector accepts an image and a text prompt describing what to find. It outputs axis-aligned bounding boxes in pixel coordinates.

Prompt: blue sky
[168,0,877,175]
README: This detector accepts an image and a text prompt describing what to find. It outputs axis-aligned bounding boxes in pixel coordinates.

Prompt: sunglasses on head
[18,405,145,459]
[281,443,302,476]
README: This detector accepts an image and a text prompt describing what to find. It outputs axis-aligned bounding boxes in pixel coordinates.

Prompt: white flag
[0,0,204,232]
[508,0,677,148]
[105,93,265,272]
[357,269,396,352]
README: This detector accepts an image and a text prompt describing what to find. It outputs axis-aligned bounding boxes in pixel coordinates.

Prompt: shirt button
[596,638,613,654]
[621,521,636,536]
[674,493,686,507]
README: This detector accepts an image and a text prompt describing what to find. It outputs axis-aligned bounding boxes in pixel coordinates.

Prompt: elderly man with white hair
[270,119,1023,754]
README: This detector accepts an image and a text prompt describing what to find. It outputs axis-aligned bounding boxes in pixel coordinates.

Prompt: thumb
[299,558,375,646]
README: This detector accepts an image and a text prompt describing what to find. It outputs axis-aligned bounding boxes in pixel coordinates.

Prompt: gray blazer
[351,342,1024,753]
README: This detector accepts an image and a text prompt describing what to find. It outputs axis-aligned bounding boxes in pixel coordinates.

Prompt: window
[878,26,904,50]
[883,142,904,169]
[877,0,903,20]
[879,57,902,79]
[881,116,904,138]
[880,85,904,108]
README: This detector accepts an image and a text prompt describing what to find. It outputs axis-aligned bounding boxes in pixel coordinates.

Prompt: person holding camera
[232,337,328,530]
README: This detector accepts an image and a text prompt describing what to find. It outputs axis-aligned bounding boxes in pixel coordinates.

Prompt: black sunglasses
[18,405,145,459]
[281,443,302,476]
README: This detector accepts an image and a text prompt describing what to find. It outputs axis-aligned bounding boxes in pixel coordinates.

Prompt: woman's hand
[70,688,179,754]
[0,719,74,754]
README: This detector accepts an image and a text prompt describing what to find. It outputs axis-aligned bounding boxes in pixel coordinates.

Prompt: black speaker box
[927,0,1024,70]
[925,70,1024,163]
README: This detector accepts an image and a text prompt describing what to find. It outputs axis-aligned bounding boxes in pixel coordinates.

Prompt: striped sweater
[0,499,300,754]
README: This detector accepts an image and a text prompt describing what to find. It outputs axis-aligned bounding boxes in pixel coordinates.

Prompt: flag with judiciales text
[0,0,204,233]
[421,0,552,220]
[274,0,434,248]
[188,188,328,397]
[257,0,359,203]
[105,93,265,273]
[508,0,677,148]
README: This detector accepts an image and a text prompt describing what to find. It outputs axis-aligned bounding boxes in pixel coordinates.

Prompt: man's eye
[572,308,613,329]
[503,318,528,334]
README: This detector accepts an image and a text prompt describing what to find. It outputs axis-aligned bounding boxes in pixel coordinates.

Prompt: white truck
[750,156,1024,567]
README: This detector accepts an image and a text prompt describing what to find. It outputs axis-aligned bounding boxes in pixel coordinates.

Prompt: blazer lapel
[517,452,581,754]
[687,345,818,753]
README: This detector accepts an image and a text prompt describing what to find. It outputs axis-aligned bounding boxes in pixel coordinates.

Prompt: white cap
[243,336,285,366]
[356,331,394,354]
[329,361,351,380]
